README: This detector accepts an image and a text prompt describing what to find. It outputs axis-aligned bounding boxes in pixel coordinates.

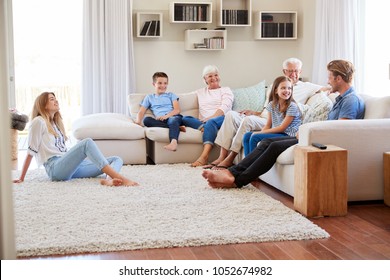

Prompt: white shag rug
[13,164,329,257]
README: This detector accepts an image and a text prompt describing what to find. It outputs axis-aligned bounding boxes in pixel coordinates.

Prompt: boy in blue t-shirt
[135,72,185,151]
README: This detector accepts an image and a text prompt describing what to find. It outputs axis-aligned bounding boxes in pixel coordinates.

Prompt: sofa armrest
[298,119,390,147]
[297,119,390,201]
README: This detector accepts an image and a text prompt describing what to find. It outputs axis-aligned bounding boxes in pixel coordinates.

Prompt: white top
[27,116,68,166]
[194,86,234,119]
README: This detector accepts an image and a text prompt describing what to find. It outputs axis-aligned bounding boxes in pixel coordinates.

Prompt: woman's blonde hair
[32,92,67,139]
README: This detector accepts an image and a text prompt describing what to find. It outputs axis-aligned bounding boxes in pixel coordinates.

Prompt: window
[12,0,82,131]
[364,0,390,97]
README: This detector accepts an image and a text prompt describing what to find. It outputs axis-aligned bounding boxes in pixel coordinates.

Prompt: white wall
[133,0,317,93]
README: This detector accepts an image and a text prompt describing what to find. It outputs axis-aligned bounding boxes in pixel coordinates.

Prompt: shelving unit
[184,29,227,51]
[254,11,297,40]
[169,2,212,23]
[217,0,251,26]
[136,12,163,38]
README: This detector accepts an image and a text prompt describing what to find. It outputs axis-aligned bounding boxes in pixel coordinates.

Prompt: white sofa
[260,94,390,202]
[72,89,390,201]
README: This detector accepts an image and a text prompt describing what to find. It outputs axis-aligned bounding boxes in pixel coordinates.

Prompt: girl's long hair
[32,92,67,139]
[268,76,296,117]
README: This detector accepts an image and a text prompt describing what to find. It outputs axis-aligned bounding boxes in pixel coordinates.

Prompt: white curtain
[82,0,136,115]
[312,0,365,92]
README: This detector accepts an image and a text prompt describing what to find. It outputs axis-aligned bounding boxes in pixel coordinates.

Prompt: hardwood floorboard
[314,220,366,260]
[165,247,197,260]
[232,243,270,260]
[296,240,341,260]
[326,218,388,259]
[274,241,318,260]
[253,242,293,260]
[212,244,244,260]
[145,248,173,260]
[190,246,221,260]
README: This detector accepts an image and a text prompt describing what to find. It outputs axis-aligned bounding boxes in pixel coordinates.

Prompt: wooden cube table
[294,145,348,217]
[384,152,390,207]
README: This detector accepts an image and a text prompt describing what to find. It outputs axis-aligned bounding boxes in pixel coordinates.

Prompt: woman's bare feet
[164,140,178,151]
[202,169,236,188]
[121,178,139,186]
[191,159,207,167]
[100,178,123,186]
[179,126,186,132]
[100,177,139,187]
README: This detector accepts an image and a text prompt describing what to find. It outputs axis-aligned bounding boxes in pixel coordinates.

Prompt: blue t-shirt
[140,92,179,117]
[266,101,302,137]
[327,87,365,120]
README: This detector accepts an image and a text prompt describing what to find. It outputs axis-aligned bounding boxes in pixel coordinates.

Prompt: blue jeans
[243,132,288,156]
[143,115,183,142]
[182,115,225,145]
[43,138,123,181]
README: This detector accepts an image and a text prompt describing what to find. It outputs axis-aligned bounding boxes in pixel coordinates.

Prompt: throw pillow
[362,95,390,119]
[303,92,333,124]
[232,80,266,112]
[297,102,310,120]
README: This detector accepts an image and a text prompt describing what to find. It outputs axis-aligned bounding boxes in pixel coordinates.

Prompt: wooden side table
[294,145,348,217]
[384,152,390,207]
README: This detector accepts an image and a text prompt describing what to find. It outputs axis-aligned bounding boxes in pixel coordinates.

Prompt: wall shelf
[136,12,163,38]
[169,2,212,23]
[254,11,297,40]
[217,0,252,26]
[184,29,227,51]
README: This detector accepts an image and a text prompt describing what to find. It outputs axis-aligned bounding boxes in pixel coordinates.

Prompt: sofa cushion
[302,92,333,123]
[276,144,296,165]
[128,93,153,119]
[362,95,390,119]
[72,113,145,140]
[232,80,266,112]
[145,127,203,144]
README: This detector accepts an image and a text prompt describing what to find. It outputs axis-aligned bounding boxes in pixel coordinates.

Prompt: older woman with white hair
[182,65,234,167]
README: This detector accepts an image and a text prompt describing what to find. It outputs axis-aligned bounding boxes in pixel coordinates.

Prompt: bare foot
[215,152,236,169]
[164,141,177,151]
[100,178,123,186]
[203,159,223,169]
[121,178,139,186]
[191,159,207,167]
[179,126,186,132]
[202,169,236,188]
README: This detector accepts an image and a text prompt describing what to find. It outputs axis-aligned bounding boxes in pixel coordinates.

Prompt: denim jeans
[43,138,123,181]
[229,136,298,188]
[143,115,183,141]
[242,131,288,156]
[182,115,225,145]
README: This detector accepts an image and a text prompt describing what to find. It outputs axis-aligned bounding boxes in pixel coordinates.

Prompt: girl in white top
[13,92,138,186]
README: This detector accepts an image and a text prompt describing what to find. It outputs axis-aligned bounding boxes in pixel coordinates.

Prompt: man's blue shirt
[327,87,365,120]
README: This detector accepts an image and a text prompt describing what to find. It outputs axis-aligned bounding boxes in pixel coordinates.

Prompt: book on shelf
[262,22,294,38]
[155,20,160,36]
[140,21,151,36]
[285,22,294,37]
[174,4,208,21]
[222,9,248,25]
[147,20,157,36]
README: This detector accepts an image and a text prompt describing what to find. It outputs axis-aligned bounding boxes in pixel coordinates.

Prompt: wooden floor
[14,159,390,260]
